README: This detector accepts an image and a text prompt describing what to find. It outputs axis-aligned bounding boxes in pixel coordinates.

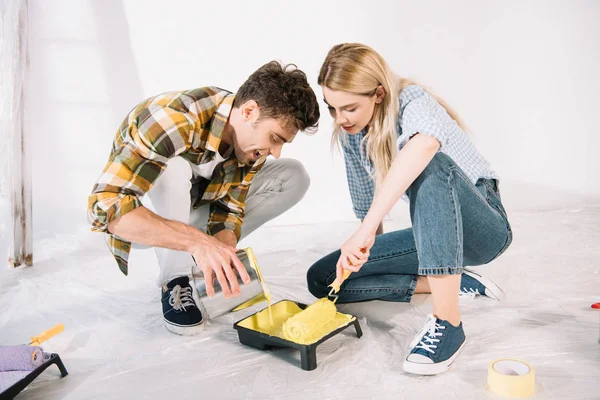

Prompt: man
[88,61,319,335]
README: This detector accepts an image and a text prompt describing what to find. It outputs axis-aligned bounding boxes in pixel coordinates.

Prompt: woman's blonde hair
[318,43,464,184]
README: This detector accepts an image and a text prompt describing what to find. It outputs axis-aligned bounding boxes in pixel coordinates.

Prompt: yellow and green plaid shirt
[88,87,266,276]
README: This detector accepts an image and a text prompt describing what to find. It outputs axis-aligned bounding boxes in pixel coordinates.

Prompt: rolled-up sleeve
[398,92,452,151]
[87,105,193,231]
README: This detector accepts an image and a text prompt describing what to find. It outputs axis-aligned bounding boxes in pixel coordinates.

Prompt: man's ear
[241,100,259,122]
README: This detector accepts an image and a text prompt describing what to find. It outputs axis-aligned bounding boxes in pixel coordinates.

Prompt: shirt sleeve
[207,192,245,239]
[87,105,193,232]
[398,92,453,150]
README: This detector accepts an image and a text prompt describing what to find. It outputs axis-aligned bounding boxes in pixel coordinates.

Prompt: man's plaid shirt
[88,87,265,275]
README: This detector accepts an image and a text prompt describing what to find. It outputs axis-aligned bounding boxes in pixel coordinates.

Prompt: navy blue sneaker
[460,268,506,301]
[161,276,204,335]
[403,315,466,375]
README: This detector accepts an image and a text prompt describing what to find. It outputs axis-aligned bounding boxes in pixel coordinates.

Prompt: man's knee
[279,158,310,197]
[256,158,310,202]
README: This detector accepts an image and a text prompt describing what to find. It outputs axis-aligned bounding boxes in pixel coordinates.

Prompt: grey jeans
[141,157,310,286]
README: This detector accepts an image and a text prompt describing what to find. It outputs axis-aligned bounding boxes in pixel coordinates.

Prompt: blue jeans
[306,153,512,303]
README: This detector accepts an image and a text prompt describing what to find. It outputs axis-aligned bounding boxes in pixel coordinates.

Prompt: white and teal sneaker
[403,314,467,375]
[459,268,506,301]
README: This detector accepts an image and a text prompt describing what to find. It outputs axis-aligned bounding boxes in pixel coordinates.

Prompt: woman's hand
[333,226,375,287]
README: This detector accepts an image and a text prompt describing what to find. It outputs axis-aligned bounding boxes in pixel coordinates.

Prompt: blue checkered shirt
[342,85,497,220]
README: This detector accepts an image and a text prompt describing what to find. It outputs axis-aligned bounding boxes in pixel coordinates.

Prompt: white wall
[25,0,600,238]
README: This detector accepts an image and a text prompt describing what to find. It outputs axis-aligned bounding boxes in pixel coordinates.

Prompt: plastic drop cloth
[1,204,599,400]
[1,0,599,397]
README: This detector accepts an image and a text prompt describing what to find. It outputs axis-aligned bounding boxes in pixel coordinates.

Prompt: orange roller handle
[29,323,64,346]
[328,248,367,294]
[328,269,352,294]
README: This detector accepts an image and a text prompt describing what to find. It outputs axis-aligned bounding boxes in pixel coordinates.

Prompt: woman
[307,43,512,375]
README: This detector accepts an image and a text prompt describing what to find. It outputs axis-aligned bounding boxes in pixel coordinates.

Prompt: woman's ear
[374,85,386,104]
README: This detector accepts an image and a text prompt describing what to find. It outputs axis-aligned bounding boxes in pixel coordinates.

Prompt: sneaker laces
[412,315,445,355]
[459,287,481,299]
[169,285,196,312]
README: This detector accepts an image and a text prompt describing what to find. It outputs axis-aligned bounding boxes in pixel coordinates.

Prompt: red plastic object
[592,303,600,309]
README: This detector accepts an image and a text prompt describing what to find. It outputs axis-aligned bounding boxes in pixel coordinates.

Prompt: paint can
[194,247,270,320]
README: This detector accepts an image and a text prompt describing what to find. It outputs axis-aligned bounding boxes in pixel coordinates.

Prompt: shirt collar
[205,93,235,153]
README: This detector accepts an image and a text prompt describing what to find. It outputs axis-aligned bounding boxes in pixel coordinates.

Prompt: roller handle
[29,323,64,346]
[328,248,367,294]
[328,270,352,294]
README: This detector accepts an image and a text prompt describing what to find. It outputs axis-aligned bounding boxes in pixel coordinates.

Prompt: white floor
[1,196,600,399]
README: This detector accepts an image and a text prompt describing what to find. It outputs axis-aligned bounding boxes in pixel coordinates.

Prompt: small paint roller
[0,347,45,372]
[282,298,338,344]
[282,249,366,343]
[282,269,354,344]
[0,324,64,372]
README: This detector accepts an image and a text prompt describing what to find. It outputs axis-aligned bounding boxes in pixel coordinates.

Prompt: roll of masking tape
[487,359,535,398]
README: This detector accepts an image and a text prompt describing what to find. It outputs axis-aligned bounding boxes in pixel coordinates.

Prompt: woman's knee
[306,252,338,298]
[306,263,327,298]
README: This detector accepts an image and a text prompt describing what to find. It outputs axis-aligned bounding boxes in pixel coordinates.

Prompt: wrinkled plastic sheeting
[0,206,599,399]
[0,0,27,266]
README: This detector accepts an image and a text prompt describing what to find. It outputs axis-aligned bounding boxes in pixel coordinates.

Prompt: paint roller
[0,346,45,372]
[282,269,353,344]
[0,324,67,396]
[0,324,64,372]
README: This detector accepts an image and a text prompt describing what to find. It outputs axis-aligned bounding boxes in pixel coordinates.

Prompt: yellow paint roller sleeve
[282,299,337,344]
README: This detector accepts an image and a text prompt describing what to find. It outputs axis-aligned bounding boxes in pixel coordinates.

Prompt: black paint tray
[233,300,362,371]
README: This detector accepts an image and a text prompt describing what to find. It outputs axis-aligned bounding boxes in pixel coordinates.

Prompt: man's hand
[106,207,251,298]
[190,234,250,298]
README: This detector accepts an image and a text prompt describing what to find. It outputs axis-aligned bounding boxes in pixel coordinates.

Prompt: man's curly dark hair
[234,61,319,134]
